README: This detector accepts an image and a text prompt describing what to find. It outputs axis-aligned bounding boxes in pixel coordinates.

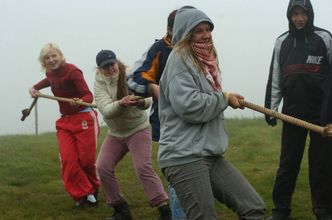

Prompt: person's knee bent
[96,161,114,178]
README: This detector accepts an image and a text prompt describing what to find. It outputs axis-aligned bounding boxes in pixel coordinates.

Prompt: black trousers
[272,122,332,216]
[149,100,160,142]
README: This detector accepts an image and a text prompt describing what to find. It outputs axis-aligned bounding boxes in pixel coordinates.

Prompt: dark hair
[167,10,177,28]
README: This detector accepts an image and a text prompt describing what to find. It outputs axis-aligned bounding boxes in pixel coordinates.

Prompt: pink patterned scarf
[191,42,222,92]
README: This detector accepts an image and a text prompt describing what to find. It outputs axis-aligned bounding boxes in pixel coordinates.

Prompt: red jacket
[34,63,93,115]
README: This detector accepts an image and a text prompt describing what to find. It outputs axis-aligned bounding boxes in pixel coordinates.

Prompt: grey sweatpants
[163,156,265,220]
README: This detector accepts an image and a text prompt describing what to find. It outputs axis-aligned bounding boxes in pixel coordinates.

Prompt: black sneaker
[267,213,290,220]
[314,208,332,220]
[104,201,133,220]
[158,204,171,220]
[320,217,332,220]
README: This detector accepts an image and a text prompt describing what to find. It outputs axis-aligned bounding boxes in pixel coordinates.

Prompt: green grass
[0,118,315,219]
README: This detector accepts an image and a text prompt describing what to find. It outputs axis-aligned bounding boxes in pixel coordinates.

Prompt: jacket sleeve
[265,41,283,112]
[326,46,332,124]
[166,72,228,124]
[33,78,50,90]
[136,97,152,110]
[127,43,161,97]
[93,78,124,119]
[320,30,332,124]
[70,70,93,103]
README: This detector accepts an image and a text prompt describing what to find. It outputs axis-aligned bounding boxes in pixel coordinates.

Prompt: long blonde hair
[38,43,66,71]
[173,32,219,73]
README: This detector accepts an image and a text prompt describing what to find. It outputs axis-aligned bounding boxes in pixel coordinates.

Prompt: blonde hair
[38,43,66,70]
[173,32,219,73]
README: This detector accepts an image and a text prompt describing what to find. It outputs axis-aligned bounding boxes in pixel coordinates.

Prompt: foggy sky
[1,0,331,135]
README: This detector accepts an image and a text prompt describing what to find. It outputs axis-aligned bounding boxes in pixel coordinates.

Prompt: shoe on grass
[75,194,98,207]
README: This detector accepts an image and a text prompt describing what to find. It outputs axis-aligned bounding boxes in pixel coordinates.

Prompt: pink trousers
[96,128,168,207]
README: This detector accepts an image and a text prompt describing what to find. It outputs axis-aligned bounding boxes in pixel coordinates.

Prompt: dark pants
[272,122,332,217]
[149,100,160,142]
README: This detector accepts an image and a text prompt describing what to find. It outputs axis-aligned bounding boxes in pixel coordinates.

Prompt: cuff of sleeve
[117,100,125,109]
[223,92,229,103]
[137,99,146,109]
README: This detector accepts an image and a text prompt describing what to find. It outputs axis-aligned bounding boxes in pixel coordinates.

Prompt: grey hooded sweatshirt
[158,7,229,169]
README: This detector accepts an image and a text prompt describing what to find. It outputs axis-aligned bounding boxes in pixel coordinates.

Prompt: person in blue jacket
[264,0,332,219]
[127,9,177,142]
[127,9,187,220]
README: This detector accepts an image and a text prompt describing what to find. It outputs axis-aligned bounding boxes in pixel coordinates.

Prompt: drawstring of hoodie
[293,31,309,48]
[293,37,309,48]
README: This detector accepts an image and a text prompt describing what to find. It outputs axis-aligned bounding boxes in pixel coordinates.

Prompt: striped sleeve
[265,34,288,112]
[127,41,162,97]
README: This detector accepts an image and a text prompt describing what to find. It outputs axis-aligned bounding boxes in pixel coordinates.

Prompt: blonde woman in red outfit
[29,43,100,207]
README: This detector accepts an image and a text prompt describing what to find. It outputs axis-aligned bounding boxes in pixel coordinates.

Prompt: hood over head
[287,0,314,32]
[172,6,214,45]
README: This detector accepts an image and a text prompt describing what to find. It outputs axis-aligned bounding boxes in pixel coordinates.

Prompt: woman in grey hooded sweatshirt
[158,6,266,220]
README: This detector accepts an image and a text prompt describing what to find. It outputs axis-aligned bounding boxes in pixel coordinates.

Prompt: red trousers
[56,110,100,201]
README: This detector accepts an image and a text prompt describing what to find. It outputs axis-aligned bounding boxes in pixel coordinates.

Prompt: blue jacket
[127,35,172,141]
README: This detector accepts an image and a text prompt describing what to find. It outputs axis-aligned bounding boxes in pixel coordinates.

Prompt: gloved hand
[265,115,277,127]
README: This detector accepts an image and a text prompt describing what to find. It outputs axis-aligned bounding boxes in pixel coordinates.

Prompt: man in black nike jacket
[264,0,332,219]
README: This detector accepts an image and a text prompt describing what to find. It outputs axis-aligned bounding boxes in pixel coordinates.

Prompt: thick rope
[238,99,326,135]
[36,92,97,108]
[35,92,145,108]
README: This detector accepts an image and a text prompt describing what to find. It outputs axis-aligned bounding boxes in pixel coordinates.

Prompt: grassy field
[0,118,315,220]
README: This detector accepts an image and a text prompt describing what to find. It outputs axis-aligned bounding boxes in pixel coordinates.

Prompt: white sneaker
[86,194,97,203]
